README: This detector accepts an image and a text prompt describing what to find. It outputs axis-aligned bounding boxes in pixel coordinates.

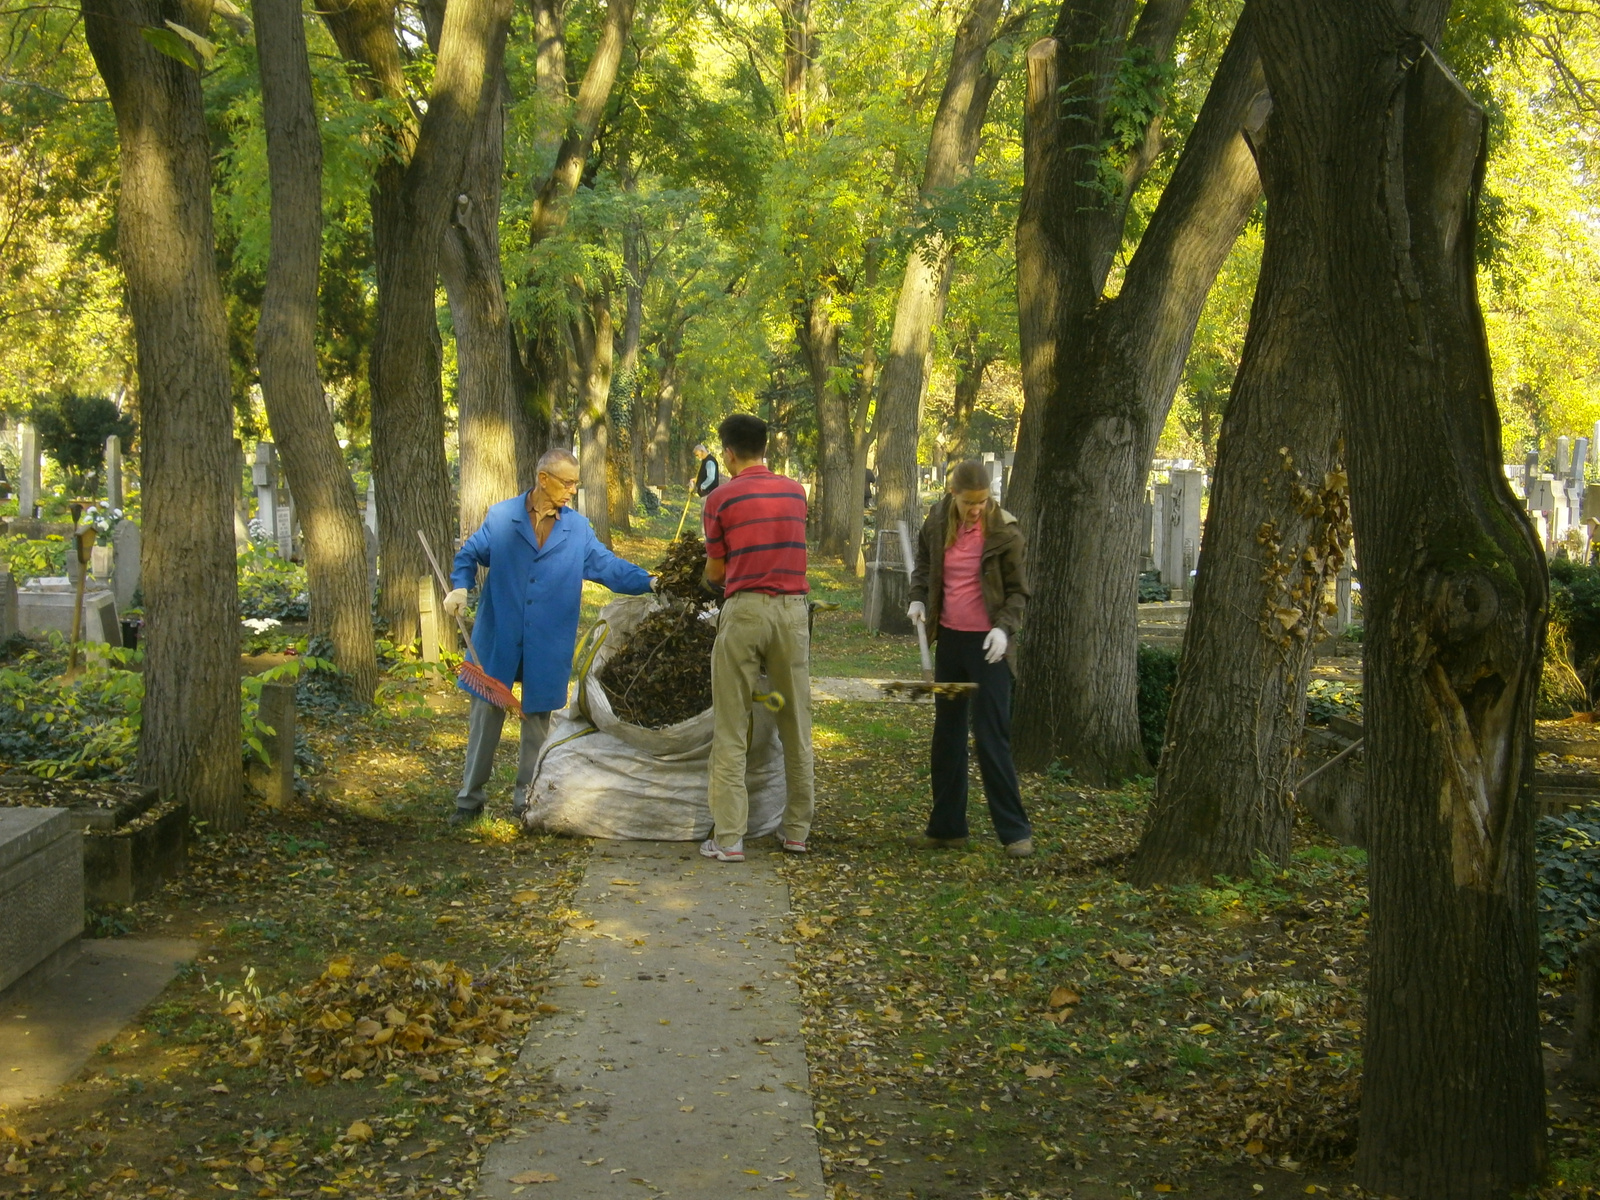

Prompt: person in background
[906,458,1033,857]
[863,466,876,508]
[693,443,721,498]
[443,448,657,827]
[699,414,813,863]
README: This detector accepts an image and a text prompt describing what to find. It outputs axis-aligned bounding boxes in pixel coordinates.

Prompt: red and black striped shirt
[703,465,810,596]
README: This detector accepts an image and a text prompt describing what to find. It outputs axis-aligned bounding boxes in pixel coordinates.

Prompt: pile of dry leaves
[220,952,553,1086]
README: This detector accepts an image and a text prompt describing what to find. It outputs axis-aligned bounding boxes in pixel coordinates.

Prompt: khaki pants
[709,591,814,845]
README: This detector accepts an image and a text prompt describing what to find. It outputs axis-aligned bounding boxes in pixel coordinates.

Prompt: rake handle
[415,530,483,670]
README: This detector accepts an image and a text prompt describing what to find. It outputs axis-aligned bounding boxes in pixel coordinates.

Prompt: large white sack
[521,595,788,841]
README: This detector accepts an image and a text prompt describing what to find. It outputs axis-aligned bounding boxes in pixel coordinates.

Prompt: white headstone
[1575,437,1590,487]
[253,442,278,547]
[111,520,141,611]
[0,571,16,640]
[364,474,378,536]
[104,434,123,509]
[17,423,40,518]
[1558,435,1572,478]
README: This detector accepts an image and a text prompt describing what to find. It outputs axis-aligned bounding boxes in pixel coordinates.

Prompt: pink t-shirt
[940,519,991,632]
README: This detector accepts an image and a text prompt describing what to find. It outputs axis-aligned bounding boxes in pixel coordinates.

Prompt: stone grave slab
[16,577,118,644]
[0,808,82,998]
[0,779,188,907]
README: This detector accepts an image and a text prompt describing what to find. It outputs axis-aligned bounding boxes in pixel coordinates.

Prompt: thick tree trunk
[442,53,520,537]
[325,0,506,647]
[1007,0,1193,525]
[874,0,1008,606]
[81,0,243,827]
[609,219,644,533]
[799,291,850,557]
[1255,1,1548,1190]
[1011,9,1264,782]
[254,0,379,705]
[573,288,614,547]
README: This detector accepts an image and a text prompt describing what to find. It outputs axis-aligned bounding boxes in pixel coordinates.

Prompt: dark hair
[719,413,768,459]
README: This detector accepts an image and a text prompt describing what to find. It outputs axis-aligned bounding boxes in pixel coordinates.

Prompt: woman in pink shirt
[905,459,1033,856]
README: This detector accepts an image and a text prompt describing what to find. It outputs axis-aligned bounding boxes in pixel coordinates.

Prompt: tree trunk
[1259,1,1548,1190]
[442,52,520,537]
[1010,7,1263,783]
[647,330,680,487]
[846,243,881,577]
[81,0,243,828]
[799,291,850,557]
[254,0,379,705]
[873,0,1009,609]
[1007,0,1194,524]
[574,287,614,547]
[609,217,644,533]
[324,0,507,647]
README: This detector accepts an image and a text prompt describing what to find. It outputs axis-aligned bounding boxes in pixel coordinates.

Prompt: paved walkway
[0,937,199,1112]
[478,841,826,1199]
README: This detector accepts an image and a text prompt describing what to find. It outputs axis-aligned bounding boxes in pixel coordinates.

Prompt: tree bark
[573,286,614,547]
[1257,1,1547,1190]
[647,324,681,487]
[254,0,379,706]
[81,0,243,827]
[846,242,882,576]
[873,0,1009,609]
[1008,0,1194,524]
[1010,7,1264,782]
[324,0,505,647]
[1133,2,1345,883]
[799,290,849,555]
[442,50,520,537]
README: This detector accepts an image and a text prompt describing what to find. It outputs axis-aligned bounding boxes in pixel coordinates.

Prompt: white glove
[649,575,661,592]
[983,627,1008,663]
[907,601,926,624]
[442,588,468,617]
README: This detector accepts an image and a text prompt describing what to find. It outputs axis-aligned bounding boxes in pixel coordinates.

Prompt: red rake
[416,530,526,720]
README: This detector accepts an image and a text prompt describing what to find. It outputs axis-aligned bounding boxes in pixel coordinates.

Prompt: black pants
[927,628,1031,846]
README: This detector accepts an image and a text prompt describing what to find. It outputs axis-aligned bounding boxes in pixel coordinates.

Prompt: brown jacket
[908,496,1029,644]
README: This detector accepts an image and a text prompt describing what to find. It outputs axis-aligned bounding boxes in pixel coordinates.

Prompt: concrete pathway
[0,937,199,1112]
[478,842,826,1199]
[811,677,888,702]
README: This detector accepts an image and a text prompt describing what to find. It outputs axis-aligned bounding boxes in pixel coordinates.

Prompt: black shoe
[449,805,484,827]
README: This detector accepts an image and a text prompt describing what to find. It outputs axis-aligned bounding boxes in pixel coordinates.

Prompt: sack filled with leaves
[596,533,718,729]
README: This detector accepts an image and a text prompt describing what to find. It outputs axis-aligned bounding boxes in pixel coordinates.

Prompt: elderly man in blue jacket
[444,448,656,825]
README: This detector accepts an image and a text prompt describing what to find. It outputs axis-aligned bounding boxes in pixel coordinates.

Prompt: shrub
[0,534,67,581]
[30,393,136,493]
[1305,678,1363,724]
[0,639,142,779]
[1136,644,1180,765]
[1137,569,1170,603]
[238,544,309,621]
[1537,804,1600,969]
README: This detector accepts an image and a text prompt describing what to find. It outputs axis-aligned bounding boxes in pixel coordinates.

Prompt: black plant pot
[120,621,140,650]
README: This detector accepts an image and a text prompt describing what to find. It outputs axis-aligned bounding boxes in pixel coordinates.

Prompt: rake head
[459,661,525,719]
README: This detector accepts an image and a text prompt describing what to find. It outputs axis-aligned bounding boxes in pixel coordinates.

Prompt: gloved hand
[907,601,926,625]
[649,575,662,592]
[983,627,1008,663]
[442,588,469,617]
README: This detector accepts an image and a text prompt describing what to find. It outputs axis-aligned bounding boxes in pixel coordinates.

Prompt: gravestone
[17,422,40,519]
[112,520,141,610]
[253,442,279,545]
[276,494,295,560]
[256,682,296,807]
[1559,435,1572,478]
[90,544,113,582]
[364,523,379,601]
[1576,437,1590,487]
[17,578,118,644]
[418,576,441,663]
[0,570,16,640]
[0,807,82,996]
[364,474,378,536]
[1158,468,1204,597]
[104,435,123,509]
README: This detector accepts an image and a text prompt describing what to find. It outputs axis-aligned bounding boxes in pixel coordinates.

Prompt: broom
[416,530,526,720]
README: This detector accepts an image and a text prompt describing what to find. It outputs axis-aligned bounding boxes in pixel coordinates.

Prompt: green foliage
[1136,570,1170,603]
[0,636,142,778]
[1550,558,1600,687]
[0,534,66,581]
[29,393,134,490]
[1136,644,1180,765]
[1305,679,1363,725]
[1537,803,1600,969]
[240,656,336,764]
[237,545,310,622]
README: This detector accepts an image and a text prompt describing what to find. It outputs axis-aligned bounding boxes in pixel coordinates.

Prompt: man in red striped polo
[699,413,813,862]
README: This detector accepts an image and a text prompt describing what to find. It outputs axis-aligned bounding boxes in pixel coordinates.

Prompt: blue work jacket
[452,495,652,713]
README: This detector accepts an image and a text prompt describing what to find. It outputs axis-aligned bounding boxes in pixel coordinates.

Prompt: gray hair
[537,448,579,474]
[693,444,709,455]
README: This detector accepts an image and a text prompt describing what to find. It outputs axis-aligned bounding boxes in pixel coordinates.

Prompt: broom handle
[415,530,483,670]
[674,486,695,538]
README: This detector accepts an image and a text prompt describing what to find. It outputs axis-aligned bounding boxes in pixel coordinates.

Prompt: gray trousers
[456,698,551,814]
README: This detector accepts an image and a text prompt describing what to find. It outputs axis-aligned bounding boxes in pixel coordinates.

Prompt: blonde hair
[944,459,994,548]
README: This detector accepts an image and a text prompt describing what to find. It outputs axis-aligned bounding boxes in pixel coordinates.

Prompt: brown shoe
[907,834,969,850]
[1004,837,1035,859]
